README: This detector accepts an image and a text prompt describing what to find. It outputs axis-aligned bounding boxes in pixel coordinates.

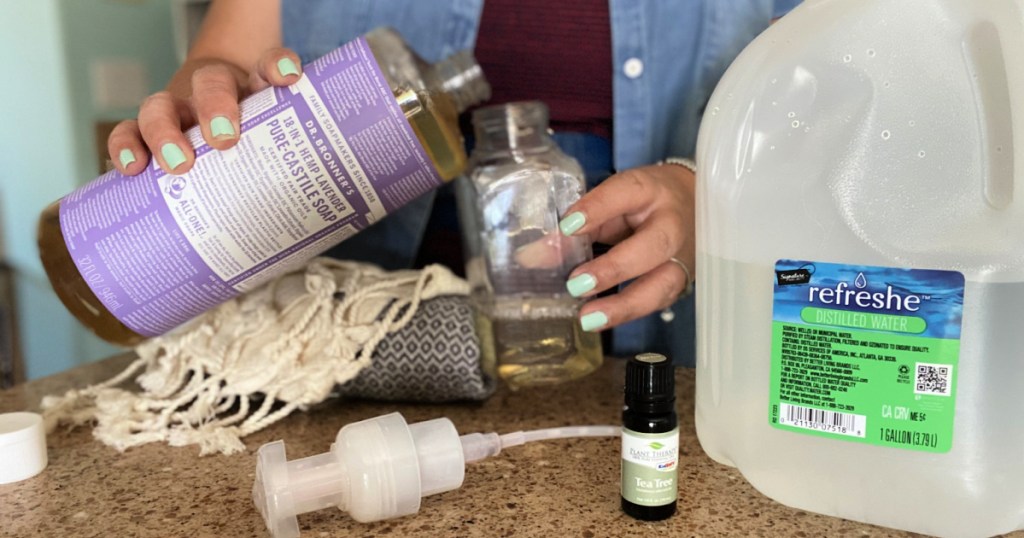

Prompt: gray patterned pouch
[337,295,495,402]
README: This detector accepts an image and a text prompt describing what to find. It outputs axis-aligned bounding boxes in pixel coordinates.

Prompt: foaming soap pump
[252,412,619,537]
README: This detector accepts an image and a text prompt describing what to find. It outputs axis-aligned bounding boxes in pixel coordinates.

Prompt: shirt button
[623,57,644,79]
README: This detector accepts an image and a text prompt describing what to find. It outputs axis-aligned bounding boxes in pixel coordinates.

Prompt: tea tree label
[621,428,679,506]
[769,260,964,452]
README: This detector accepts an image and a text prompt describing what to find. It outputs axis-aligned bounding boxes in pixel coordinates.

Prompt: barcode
[778,403,866,438]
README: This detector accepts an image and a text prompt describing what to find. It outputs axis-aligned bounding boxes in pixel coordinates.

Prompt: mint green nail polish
[559,212,586,236]
[210,116,235,138]
[567,273,596,297]
[580,311,608,332]
[277,58,300,78]
[161,143,187,171]
[118,148,136,169]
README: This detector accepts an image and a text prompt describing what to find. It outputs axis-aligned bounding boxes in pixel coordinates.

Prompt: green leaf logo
[648,442,665,450]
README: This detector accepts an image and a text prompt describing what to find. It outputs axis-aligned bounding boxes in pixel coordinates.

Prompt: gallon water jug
[695,1,1024,537]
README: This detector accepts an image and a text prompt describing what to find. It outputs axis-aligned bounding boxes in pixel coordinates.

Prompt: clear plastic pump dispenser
[253,413,464,536]
[253,412,618,538]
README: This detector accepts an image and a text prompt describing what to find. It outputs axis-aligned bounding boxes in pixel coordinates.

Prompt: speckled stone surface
[0,354,1019,538]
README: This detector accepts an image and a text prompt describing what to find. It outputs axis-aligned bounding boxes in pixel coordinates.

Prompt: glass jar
[457,101,603,389]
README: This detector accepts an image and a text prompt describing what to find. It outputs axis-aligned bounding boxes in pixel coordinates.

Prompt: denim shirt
[282,0,801,366]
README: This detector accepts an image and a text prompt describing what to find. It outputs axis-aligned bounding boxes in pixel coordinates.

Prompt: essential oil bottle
[621,352,678,520]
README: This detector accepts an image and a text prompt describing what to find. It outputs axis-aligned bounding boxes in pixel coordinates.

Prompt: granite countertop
[0,354,1009,538]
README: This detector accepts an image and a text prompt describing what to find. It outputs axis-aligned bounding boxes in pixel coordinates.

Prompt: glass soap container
[456,101,603,389]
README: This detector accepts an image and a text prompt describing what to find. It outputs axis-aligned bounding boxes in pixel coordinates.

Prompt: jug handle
[962,21,1016,210]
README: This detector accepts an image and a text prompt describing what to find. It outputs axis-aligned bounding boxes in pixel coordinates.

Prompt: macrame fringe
[42,259,468,456]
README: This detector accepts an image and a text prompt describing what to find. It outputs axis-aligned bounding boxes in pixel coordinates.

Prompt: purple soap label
[59,37,444,337]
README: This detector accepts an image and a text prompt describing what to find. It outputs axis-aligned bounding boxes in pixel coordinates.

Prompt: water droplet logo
[167,177,187,200]
[855,273,868,289]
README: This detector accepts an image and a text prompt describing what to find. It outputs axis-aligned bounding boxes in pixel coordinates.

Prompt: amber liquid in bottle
[473,303,603,389]
[37,88,468,346]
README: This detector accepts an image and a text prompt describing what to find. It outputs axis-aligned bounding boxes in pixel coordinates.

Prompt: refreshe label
[769,259,964,452]
[58,37,443,337]
[621,428,679,506]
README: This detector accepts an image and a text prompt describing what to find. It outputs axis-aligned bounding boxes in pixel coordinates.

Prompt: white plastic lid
[0,412,48,484]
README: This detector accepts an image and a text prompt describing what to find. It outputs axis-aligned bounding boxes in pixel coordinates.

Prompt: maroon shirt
[417,1,614,273]
[474,0,614,139]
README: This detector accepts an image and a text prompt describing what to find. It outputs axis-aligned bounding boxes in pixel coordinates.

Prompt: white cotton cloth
[41,258,468,456]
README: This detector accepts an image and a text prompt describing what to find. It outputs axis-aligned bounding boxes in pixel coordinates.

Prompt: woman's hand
[558,163,696,332]
[107,49,302,177]
[105,0,285,176]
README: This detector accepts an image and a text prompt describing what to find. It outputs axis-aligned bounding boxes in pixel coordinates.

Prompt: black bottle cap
[624,353,676,403]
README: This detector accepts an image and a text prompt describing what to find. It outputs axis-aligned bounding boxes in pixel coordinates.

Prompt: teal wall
[61,0,179,184]
[0,0,179,380]
[0,0,76,274]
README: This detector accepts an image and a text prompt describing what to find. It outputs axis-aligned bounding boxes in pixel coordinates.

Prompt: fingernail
[161,143,187,171]
[210,116,235,139]
[559,212,586,236]
[118,148,136,169]
[277,58,300,78]
[566,273,596,297]
[580,311,608,332]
